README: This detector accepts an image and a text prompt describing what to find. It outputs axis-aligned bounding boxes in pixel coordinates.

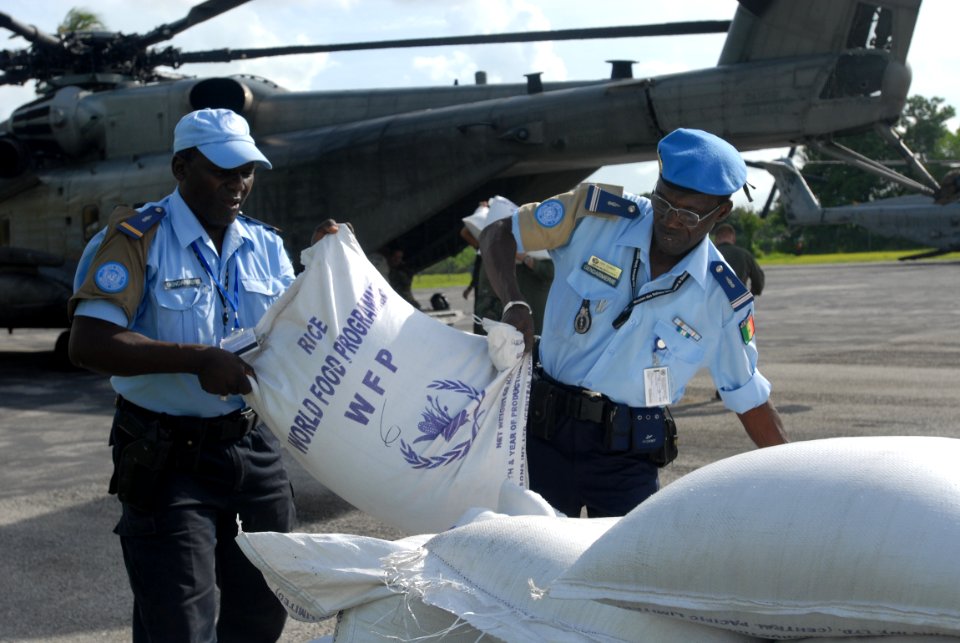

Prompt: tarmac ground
[1,260,959,642]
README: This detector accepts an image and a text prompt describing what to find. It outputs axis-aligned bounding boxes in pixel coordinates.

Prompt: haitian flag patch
[739,313,756,344]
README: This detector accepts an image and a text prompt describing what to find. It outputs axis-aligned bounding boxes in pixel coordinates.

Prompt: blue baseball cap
[657,128,746,196]
[173,108,272,170]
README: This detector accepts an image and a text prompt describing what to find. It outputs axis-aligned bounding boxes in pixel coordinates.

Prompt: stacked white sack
[236,480,560,627]
[235,530,430,622]
[243,230,530,533]
[550,436,960,639]
[385,514,763,643]
[334,593,489,642]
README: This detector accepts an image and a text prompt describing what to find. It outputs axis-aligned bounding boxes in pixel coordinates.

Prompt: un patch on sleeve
[534,199,565,228]
[94,261,130,293]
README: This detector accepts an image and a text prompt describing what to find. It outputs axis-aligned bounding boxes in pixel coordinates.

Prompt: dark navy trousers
[527,414,660,518]
[112,422,295,643]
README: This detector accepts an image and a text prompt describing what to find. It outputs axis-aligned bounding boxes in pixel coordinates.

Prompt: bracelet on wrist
[502,300,532,315]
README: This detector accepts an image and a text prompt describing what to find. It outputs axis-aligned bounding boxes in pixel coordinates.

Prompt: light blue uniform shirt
[512,194,770,414]
[73,189,295,417]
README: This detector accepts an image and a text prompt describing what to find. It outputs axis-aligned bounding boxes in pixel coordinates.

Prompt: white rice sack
[244,230,530,534]
[550,436,960,639]
[235,530,430,622]
[236,480,558,626]
[386,515,762,643]
[462,203,490,240]
[334,593,492,642]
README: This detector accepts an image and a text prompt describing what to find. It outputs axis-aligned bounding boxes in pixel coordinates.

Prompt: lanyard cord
[612,248,690,329]
[190,241,240,331]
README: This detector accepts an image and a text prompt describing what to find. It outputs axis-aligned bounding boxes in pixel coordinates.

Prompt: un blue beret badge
[535,199,565,228]
[94,261,129,293]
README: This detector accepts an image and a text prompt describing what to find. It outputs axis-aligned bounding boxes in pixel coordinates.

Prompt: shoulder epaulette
[584,184,640,219]
[117,205,166,240]
[239,213,281,234]
[709,260,753,311]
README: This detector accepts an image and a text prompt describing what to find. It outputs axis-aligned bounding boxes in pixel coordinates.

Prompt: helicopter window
[847,3,894,51]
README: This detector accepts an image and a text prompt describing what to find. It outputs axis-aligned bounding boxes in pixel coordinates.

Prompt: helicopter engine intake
[8,86,105,162]
[0,134,30,178]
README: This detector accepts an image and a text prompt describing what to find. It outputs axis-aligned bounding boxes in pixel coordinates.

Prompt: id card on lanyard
[613,249,686,407]
[644,336,672,406]
[190,241,259,356]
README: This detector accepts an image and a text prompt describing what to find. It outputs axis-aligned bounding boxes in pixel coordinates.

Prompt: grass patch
[413,272,471,289]
[760,250,960,265]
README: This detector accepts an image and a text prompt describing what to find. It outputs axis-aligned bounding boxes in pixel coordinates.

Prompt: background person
[384,245,422,310]
[480,128,788,518]
[462,196,553,335]
[68,108,341,642]
[713,222,764,296]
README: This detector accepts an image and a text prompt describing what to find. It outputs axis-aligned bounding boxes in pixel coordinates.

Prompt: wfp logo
[400,379,485,469]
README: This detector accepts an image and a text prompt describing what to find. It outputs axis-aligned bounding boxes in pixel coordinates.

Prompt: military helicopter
[0,0,941,355]
[755,157,960,258]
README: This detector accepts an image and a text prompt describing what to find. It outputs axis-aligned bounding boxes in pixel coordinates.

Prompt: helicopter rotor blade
[137,0,252,49]
[0,12,59,48]
[171,20,730,65]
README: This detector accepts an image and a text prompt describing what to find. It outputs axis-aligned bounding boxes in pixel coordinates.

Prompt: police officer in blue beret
[69,108,340,641]
[480,128,788,518]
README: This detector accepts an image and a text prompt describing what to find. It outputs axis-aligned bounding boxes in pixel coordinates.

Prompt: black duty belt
[115,396,257,443]
[534,368,642,424]
[544,379,609,423]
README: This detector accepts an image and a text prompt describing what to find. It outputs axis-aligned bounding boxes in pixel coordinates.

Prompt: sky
[0,0,956,209]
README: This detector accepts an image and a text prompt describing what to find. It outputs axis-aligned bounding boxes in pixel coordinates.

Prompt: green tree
[940,127,960,160]
[58,8,105,33]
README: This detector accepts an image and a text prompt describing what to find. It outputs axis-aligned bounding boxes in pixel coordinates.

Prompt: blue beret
[657,128,746,196]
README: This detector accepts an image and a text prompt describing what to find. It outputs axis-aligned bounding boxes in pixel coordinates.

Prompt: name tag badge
[644,366,671,407]
[163,277,202,290]
[581,255,623,287]
[220,327,260,357]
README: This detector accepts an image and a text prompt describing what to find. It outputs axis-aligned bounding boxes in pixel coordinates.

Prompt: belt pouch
[527,375,557,440]
[604,404,633,452]
[630,410,666,454]
[650,412,679,467]
[112,410,171,511]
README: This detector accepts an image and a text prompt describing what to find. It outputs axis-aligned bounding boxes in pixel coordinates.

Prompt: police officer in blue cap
[480,128,788,518]
[69,108,340,641]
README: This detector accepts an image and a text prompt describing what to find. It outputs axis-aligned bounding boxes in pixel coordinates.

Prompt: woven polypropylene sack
[334,593,494,642]
[550,437,960,639]
[387,514,763,642]
[235,530,429,621]
[244,230,530,533]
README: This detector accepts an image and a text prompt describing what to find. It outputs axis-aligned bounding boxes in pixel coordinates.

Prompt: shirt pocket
[154,285,204,344]
[239,275,286,323]
[566,264,621,302]
[653,318,705,383]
